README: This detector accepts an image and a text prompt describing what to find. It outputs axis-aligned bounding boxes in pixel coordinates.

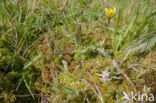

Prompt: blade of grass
[22,73,35,99]
[23,54,41,70]
[16,54,41,99]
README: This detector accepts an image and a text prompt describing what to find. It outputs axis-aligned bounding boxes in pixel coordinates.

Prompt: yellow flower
[105,8,116,19]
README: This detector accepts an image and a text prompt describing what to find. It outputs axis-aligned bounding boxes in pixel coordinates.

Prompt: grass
[0,0,156,103]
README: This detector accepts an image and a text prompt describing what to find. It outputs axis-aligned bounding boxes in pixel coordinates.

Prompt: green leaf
[23,74,35,99]
[23,54,41,70]
[59,85,78,95]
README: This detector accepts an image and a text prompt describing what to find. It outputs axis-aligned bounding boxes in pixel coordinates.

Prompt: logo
[122,91,155,102]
